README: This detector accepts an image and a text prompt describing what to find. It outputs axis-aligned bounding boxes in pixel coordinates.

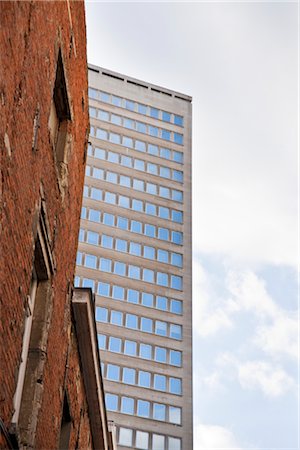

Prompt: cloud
[194,423,242,450]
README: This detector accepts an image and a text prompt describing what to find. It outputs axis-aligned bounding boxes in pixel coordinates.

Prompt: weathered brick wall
[0,1,91,447]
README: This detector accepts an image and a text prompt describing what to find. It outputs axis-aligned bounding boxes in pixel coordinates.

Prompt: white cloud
[194,423,242,450]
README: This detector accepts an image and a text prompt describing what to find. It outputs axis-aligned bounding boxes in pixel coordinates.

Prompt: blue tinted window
[126,314,138,329]
[148,144,159,156]
[81,207,87,219]
[141,292,153,307]
[169,406,181,424]
[88,88,98,99]
[145,203,156,216]
[94,147,106,160]
[135,140,146,152]
[134,159,145,171]
[114,261,126,276]
[124,340,136,356]
[104,192,116,204]
[132,199,143,212]
[123,136,133,148]
[82,278,94,289]
[158,207,169,219]
[150,107,159,119]
[139,343,152,359]
[138,103,147,114]
[112,95,122,106]
[170,299,182,315]
[158,228,169,241]
[128,265,140,280]
[143,268,154,283]
[171,275,182,290]
[100,258,112,272]
[153,403,166,421]
[101,235,113,249]
[149,126,158,137]
[127,289,139,304]
[155,321,167,336]
[89,209,101,223]
[173,170,183,183]
[93,168,104,180]
[141,317,152,333]
[146,183,156,195]
[89,107,97,118]
[170,324,182,340]
[112,285,124,300]
[85,254,97,269]
[171,253,183,267]
[91,188,102,201]
[160,147,171,159]
[172,210,183,223]
[103,213,114,226]
[97,334,106,349]
[171,231,183,245]
[157,249,169,263]
[129,242,141,256]
[123,368,136,384]
[107,151,118,163]
[99,110,109,121]
[157,272,168,287]
[162,111,171,122]
[173,150,183,163]
[136,122,147,133]
[147,163,158,175]
[98,282,110,297]
[170,350,181,366]
[174,133,183,145]
[125,100,135,111]
[96,128,107,140]
[124,118,134,129]
[159,187,170,199]
[74,276,80,287]
[115,240,127,255]
[106,171,118,184]
[96,307,108,322]
[137,400,150,418]
[156,296,167,311]
[107,364,120,381]
[162,130,171,141]
[155,347,167,363]
[119,175,130,187]
[121,396,134,415]
[172,190,183,202]
[169,377,182,395]
[78,229,84,242]
[119,196,130,208]
[85,165,91,177]
[111,114,121,125]
[154,374,166,391]
[143,246,155,260]
[76,251,83,265]
[174,115,183,126]
[117,216,128,230]
[105,393,118,411]
[109,337,122,353]
[120,155,132,167]
[138,371,151,388]
[100,91,110,103]
[133,179,144,191]
[131,220,142,234]
[111,310,123,326]
[144,224,155,237]
[160,166,171,179]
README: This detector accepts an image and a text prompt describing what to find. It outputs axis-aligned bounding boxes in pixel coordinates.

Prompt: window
[160,167,171,179]
[145,203,156,216]
[136,122,147,133]
[114,261,126,276]
[143,246,155,260]
[149,126,158,137]
[169,377,182,395]
[171,275,182,290]
[131,220,142,234]
[155,347,167,363]
[141,292,153,308]
[129,242,142,256]
[106,171,117,184]
[138,103,147,114]
[158,207,169,220]
[173,150,183,163]
[133,179,144,192]
[138,371,151,388]
[119,427,133,447]
[95,307,108,323]
[173,170,183,183]
[154,374,166,391]
[88,209,100,223]
[120,175,131,188]
[169,406,181,424]
[168,437,181,450]
[132,199,143,212]
[170,324,182,340]
[161,148,171,161]
[157,272,168,287]
[123,136,133,148]
[82,278,94,289]
[121,397,134,415]
[155,321,167,336]
[146,183,157,195]
[156,296,167,311]
[110,132,121,144]
[109,337,122,353]
[103,213,114,226]
[81,207,87,219]
[126,314,138,329]
[99,258,112,272]
[85,165,91,177]
[172,190,183,202]
[105,191,116,205]
[174,115,183,126]
[162,111,171,122]
[153,403,166,421]
[124,340,137,356]
[100,91,110,103]
[101,234,113,249]
[119,196,130,208]
[171,253,183,267]
[143,268,154,283]
[88,88,98,99]
[172,210,183,223]
[111,310,123,326]
[148,144,158,156]
[107,364,120,381]
[97,334,106,349]
[157,249,169,263]
[161,130,171,141]
[158,227,169,241]
[124,118,134,129]
[128,265,140,280]
[152,434,165,450]
[144,224,155,237]
[98,282,110,297]
[125,99,135,111]
[139,343,151,360]
[111,114,121,125]
[135,140,146,152]
[140,317,152,333]
[172,231,183,245]
[84,254,97,269]
[112,285,125,300]
[94,147,106,160]
[150,107,159,119]
[137,400,150,418]
[78,229,84,242]
[135,431,149,450]
[170,350,181,366]
[127,289,139,304]
[121,155,132,167]
[96,128,107,140]
[174,133,183,145]
[76,251,83,265]
[115,238,127,252]
[170,299,182,315]
[107,151,119,163]
[90,187,102,201]
[123,368,136,385]
[117,216,128,230]
[112,95,122,107]
[105,393,118,411]
[93,168,104,180]
[99,110,109,121]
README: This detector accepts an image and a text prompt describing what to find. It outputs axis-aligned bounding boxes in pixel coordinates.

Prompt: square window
[105,393,118,411]
[84,254,97,269]
[131,220,142,234]
[143,268,154,283]
[148,144,158,156]
[170,324,182,340]
[125,100,135,111]
[171,275,182,290]
[135,431,149,450]
[174,133,183,145]
[149,126,158,137]
[157,249,169,264]
[172,189,183,202]
[124,118,134,129]
[168,437,181,450]
[170,350,182,366]
[112,285,125,300]
[135,140,146,152]
[88,88,98,99]
[156,296,168,311]
[158,207,169,220]
[153,403,166,421]
[89,107,97,117]
[141,317,152,333]
[150,107,159,119]
[169,377,182,395]
[171,231,183,245]
[119,195,130,208]
[147,162,158,175]
[138,371,151,388]
[173,150,183,163]
[129,242,142,256]
[143,246,155,260]
[132,199,143,212]
[169,406,181,424]
[106,171,118,184]
[138,103,147,114]
[133,179,144,192]
[162,111,171,122]
[111,310,123,326]
[136,122,147,133]
[154,374,166,391]
[101,234,113,249]
[146,183,157,195]
[93,167,104,180]
[100,258,112,272]
[121,155,132,167]
[119,428,133,447]
[109,337,122,353]
[96,129,108,140]
[117,216,128,230]
[157,272,168,287]
[127,289,139,304]
[170,299,182,315]
[161,130,171,141]
[134,159,145,171]
[114,261,126,276]
[123,367,136,384]
[139,343,152,360]
[120,175,131,188]
[91,187,102,201]
[103,213,114,226]
[94,147,106,160]
[82,278,94,289]
[145,203,156,216]
[155,321,167,336]
[152,434,165,450]
[107,151,119,163]
[112,95,122,107]
[128,265,140,280]
[126,314,138,329]
[110,132,121,144]
[98,282,110,297]
[111,114,121,125]
[107,364,120,381]
[137,400,150,418]
[100,91,110,103]
[155,347,167,363]
[123,136,133,148]
[99,110,109,121]
[159,186,170,199]
[121,396,134,415]
[89,209,100,223]
[158,227,169,241]
[172,210,183,223]
[171,253,183,267]
[141,292,153,308]
[144,224,156,237]
[172,170,183,183]
[174,115,183,126]
[124,340,137,356]
[104,191,116,205]
[95,307,108,322]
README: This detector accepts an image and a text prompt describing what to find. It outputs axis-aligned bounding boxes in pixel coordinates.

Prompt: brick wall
[0,1,92,447]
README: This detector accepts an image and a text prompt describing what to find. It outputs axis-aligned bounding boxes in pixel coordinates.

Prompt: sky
[85,2,298,449]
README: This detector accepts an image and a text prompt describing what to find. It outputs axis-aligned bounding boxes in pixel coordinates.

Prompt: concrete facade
[0,3,114,449]
[76,65,193,449]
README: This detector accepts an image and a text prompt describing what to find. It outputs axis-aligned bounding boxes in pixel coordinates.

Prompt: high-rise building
[76,65,192,450]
